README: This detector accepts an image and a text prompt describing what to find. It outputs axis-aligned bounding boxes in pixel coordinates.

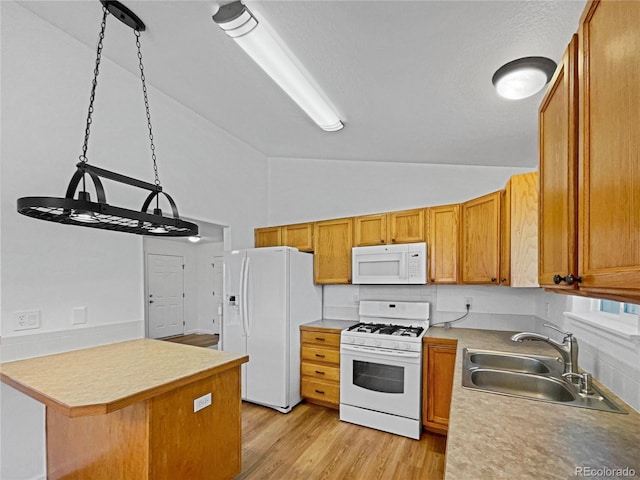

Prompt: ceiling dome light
[492,57,557,100]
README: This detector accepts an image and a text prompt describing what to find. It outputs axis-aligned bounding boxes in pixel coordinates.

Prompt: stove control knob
[357,338,365,345]
[374,340,381,347]
[346,337,354,344]
[401,343,409,350]
[392,342,399,348]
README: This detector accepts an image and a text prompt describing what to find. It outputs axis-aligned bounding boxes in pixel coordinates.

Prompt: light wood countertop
[301,319,358,333]
[425,327,640,479]
[0,338,248,418]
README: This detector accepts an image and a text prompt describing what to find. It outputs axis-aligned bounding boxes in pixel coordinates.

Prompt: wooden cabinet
[576,0,640,299]
[501,172,539,287]
[282,222,314,252]
[255,223,314,251]
[538,35,579,292]
[353,213,387,246]
[422,338,457,435]
[300,327,342,409]
[538,1,640,302]
[461,191,501,284]
[428,204,460,284]
[313,217,353,284]
[254,226,281,248]
[353,208,426,247]
[388,208,427,244]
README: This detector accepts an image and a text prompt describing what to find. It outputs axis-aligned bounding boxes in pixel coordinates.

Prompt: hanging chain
[134,29,161,188]
[80,6,109,164]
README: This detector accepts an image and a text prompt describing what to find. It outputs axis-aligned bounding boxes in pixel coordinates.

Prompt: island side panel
[149,366,242,480]
[46,400,150,479]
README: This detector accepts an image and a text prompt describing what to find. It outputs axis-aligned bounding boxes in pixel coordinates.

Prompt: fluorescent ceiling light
[492,57,557,100]
[212,1,344,132]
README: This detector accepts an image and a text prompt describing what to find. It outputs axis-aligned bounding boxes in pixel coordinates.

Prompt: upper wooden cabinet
[538,35,579,292]
[282,222,314,252]
[254,223,314,251]
[388,208,427,244]
[353,208,426,247]
[428,204,460,284]
[461,191,501,284]
[254,227,281,248]
[577,0,640,299]
[353,213,387,246]
[538,1,640,302]
[314,218,353,284]
[501,172,539,287]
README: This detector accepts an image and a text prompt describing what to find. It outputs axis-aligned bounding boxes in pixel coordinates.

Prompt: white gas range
[339,300,430,440]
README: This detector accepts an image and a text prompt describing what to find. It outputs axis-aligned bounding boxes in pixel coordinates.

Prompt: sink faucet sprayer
[510,324,590,388]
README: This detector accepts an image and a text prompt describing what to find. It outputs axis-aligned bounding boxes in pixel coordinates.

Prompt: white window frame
[565,296,640,343]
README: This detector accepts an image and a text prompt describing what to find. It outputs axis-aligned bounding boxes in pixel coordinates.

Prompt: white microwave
[351,242,427,284]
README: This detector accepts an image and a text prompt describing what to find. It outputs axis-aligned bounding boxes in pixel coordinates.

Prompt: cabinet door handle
[490,277,497,282]
[380,239,384,243]
[315,337,326,341]
[315,389,325,395]
[501,278,507,283]
[315,370,325,375]
[315,354,325,358]
[391,238,396,242]
[430,278,435,282]
[554,274,582,285]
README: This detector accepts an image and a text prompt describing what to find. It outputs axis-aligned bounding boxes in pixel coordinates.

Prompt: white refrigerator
[221,247,322,413]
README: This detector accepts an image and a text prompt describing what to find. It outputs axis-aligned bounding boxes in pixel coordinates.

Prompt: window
[566,296,640,340]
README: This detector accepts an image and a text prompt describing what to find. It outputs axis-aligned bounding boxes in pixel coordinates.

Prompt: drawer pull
[315,370,325,375]
[315,354,325,358]
[315,389,325,395]
[315,337,326,341]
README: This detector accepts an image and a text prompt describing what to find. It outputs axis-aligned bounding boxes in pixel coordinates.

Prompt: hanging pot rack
[16,0,198,237]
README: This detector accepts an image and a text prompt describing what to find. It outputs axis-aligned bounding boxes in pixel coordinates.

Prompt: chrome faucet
[511,324,580,378]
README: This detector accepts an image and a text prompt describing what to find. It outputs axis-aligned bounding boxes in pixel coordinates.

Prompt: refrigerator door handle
[244,257,251,337]
[239,257,248,337]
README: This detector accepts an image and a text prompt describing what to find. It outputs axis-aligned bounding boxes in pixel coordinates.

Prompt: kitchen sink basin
[466,350,563,375]
[468,368,576,402]
[461,348,626,413]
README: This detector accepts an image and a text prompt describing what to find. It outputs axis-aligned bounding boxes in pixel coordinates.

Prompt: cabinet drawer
[301,346,340,365]
[300,330,341,348]
[301,362,340,382]
[301,378,340,405]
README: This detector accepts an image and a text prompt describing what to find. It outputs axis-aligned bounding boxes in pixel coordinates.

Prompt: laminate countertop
[301,319,358,333]
[0,338,248,417]
[425,327,640,480]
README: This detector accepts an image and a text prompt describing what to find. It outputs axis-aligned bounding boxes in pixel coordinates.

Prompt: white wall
[0,3,268,478]
[267,156,531,224]
[195,242,225,335]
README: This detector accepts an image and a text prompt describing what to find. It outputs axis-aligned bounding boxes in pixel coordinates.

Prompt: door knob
[149,300,154,304]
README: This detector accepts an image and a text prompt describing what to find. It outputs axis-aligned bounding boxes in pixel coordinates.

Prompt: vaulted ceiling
[18,0,585,168]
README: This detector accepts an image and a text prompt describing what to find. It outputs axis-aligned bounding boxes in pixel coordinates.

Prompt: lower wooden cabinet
[300,327,342,409]
[422,338,458,435]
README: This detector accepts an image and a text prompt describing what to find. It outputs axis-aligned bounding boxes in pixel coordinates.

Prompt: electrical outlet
[464,297,473,309]
[194,393,212,413]
[14,310,41,331]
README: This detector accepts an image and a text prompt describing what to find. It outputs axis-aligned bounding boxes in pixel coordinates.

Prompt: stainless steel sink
[461,348,626,413]
[468,368,576,402]
[466,350,563,375]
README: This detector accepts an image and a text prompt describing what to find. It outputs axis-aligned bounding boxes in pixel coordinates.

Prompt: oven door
[340,344,421,419]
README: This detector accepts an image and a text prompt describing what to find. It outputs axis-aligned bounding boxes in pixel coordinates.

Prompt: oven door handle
[341,344,420,359]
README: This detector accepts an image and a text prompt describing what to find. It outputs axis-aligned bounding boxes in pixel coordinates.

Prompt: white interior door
[147,253,185,338]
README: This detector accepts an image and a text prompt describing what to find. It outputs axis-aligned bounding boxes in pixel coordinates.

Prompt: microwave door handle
[399,252,408,279]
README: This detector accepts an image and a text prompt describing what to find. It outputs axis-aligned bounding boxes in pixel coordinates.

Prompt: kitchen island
[425,328,640,479]
[0,338,248,480]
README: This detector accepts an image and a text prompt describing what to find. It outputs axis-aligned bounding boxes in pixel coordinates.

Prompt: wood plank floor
[236,401,447,480]
[160,333,219,348]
